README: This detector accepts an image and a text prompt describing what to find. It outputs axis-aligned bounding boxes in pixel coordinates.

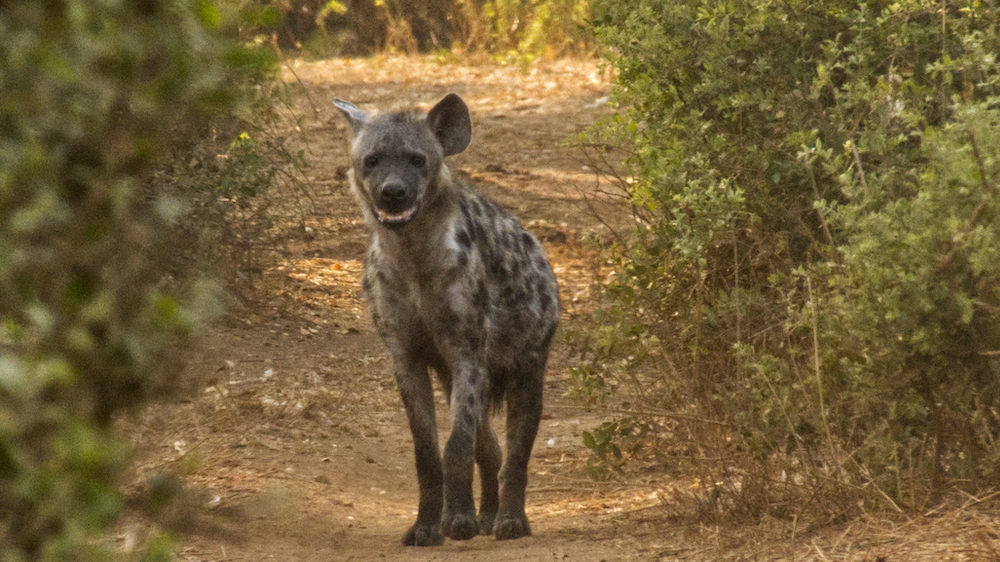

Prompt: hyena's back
[363,184,559,406]
[456,189,557,399]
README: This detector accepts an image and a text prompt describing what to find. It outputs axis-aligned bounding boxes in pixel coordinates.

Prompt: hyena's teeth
[376,205,419,224]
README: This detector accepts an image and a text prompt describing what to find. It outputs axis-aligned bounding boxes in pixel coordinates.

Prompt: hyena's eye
[363,154,380,168]
[408,155,426,168]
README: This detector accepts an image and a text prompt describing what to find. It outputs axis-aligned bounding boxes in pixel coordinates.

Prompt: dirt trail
[116,56,1000,562]
[119,58,683,562]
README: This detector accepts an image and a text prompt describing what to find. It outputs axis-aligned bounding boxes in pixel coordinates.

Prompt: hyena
[334,93,559,546]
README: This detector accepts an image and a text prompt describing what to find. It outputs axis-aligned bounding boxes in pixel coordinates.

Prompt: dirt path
[119,57,682,562]
[116,56,1000,562]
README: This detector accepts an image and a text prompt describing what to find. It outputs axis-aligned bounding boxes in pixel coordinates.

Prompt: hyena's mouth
[374,202,420,225]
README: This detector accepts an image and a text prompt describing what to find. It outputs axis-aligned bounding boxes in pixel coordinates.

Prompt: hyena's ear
[333,98,369,134]
[427,93,471,157]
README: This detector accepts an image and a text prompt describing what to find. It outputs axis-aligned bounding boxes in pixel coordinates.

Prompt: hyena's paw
[402,524,444,547]
[441,512,480,541]
[494,513,531,541]
[477,512,497,536]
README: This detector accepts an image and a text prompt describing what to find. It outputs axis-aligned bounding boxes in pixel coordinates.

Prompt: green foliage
[583,0,1000,517]
[475,0,593,62]
[582,418,653,480]
[247,0,593,58]
[816,102,1000,491]
[0,1,275,558]
[162,84,312,291]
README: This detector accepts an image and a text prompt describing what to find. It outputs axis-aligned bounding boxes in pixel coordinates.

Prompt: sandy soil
[116,57,1000,562]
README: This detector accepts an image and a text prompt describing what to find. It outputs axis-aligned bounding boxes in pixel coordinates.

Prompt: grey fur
[334,94,559,546]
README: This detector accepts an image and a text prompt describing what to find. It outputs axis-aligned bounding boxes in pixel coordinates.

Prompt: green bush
[582,0,1000,518]
[250,0,593,59]
[0,1,275,559]
[161,85,311,293]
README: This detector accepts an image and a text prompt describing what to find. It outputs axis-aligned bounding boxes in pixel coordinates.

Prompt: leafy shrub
[582,418,655,480]
[248,0,593,59]
[0,1,275,559]
[469,0,594,62]
[160,81,312,293]
[582,0,1000,519]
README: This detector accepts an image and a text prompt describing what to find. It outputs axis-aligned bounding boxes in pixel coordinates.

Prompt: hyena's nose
[380,181,407,204]
[373,175,418,224]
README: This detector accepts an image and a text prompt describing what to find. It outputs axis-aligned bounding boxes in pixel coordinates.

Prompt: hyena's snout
[371,174,420,225]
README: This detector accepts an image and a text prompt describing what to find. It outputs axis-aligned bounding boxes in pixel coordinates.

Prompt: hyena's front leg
[394,363,445,546]
[440,363,487,541]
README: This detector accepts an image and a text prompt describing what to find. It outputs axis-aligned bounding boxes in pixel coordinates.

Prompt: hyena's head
[333,94,471,228]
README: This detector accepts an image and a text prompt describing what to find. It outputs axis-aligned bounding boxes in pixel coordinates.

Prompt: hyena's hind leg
[475,418,502,534]
[495,370,544,540]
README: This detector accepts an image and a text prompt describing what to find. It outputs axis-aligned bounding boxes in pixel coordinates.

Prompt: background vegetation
[0,0,289,559]
[261,0,593,61]
[5,0,999,556]
[577,0,1000,523]
[0,0,587,558]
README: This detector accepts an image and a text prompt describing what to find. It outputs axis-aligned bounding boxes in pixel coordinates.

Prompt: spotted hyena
[334,94,560,546]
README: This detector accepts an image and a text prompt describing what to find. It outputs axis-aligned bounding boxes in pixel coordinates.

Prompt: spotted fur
[334,94,560,546]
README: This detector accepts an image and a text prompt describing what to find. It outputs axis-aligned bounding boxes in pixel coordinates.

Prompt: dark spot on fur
[521,232,536,250]
[500,231,513,251]
[500,287,515,303]
[488,260,507,281]
[502,287,528,306]
[539,292,552,314]
[495,327,515,350]
[473,280,488,309]
[470,222,485,243]
[439,309,462,338]
[457,252,469,268]
[473,279,490,304]
[456,229,471,248]
[440,266,465,286]
[465,321,486,351]
[482,200,498,219]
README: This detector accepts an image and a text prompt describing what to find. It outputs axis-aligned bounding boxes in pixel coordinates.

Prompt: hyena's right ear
[333,98,369,134]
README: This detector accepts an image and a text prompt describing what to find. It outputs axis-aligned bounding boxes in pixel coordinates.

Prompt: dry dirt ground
[118,57,1000,562]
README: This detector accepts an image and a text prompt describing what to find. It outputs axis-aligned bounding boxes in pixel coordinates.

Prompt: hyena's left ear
[427,93,471,157]
[333,98,369,134]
